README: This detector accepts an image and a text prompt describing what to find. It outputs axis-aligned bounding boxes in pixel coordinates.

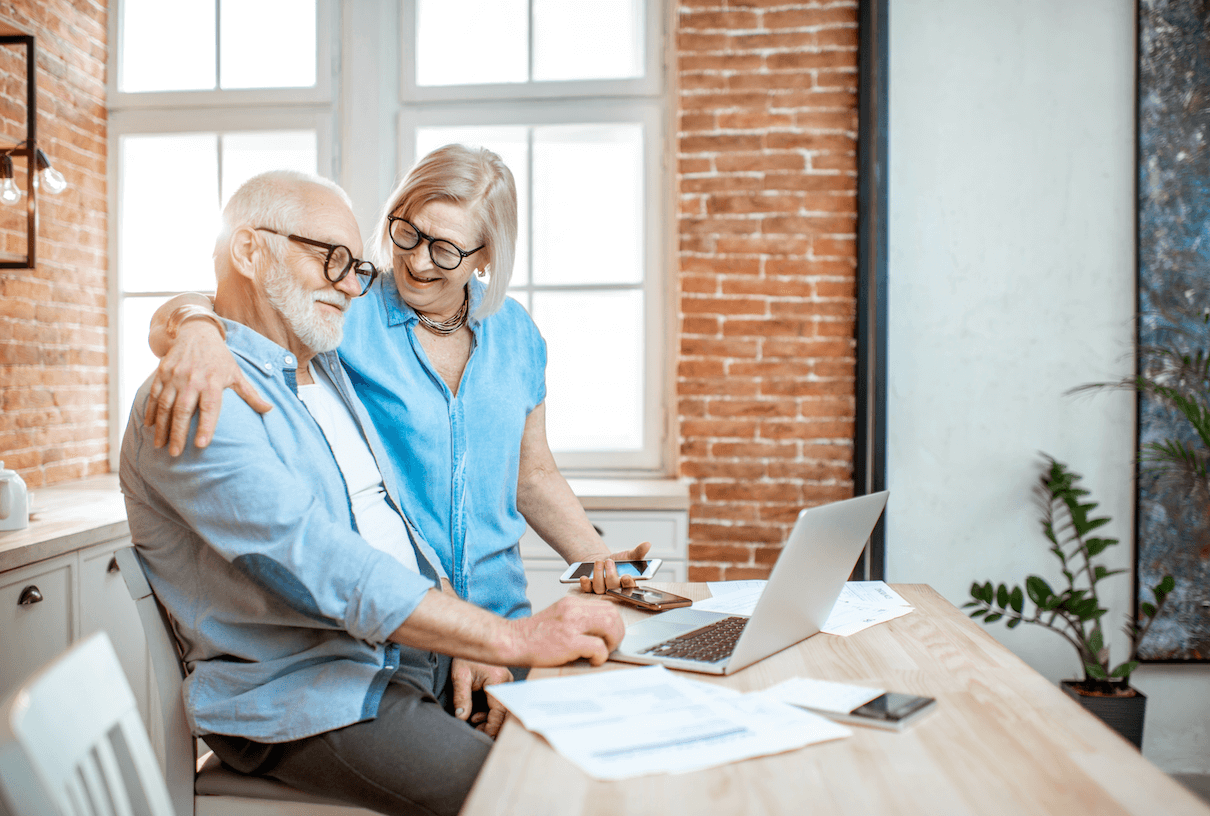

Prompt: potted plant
[964,456,1174,748]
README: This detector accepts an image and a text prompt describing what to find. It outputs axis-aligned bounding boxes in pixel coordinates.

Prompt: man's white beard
[262,258,348,354]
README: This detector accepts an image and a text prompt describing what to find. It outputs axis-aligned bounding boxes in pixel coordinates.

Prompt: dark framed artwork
[1135,0,1210,661]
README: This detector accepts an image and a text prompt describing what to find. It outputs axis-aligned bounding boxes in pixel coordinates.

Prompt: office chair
[0,631,176,816]
[113,547,377,816]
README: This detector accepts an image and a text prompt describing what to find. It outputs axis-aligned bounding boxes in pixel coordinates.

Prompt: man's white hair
[215,170,354,262]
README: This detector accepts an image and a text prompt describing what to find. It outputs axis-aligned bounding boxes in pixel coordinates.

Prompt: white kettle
[0,461,30,531]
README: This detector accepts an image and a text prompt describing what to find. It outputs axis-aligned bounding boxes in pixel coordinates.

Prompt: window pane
[120,296,170,429]
[533,0,644,81]
[221,0,317,89]
[220,131,318,207]
[533,290,644,451]
[121,0,215,92]
[415,126,531,286]
[415,0,527,86]
[120,134,220,293]
[532,124,643,286]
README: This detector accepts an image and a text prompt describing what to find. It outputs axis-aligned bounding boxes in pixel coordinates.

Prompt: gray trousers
[205,674,494,816]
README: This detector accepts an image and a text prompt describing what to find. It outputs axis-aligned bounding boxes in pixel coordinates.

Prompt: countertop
[0,473,129,573]
[0,473,689,574]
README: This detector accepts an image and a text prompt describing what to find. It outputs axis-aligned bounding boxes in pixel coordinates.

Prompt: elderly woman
[146,144,648,624]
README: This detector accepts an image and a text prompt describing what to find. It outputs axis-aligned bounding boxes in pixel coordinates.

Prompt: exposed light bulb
[39,165,67,195]
[33,147,67,195]
[0,154,19,206]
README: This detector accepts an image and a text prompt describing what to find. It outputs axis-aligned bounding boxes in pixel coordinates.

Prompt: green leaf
[1025,576,1054,606]
[1006,617,1022,629]
[1157,575,1175,595]
[1093,566,1126,582]
[1089,629,1104,654]
[1085,537,1115,557]
[1009,586,1024,614]
[1140,601,1157,618]
[1111,661,1139,679]
[984,613,1003,623]
[1085,663,1108,680]
[969,609,987,620]
[996,584,1010,609]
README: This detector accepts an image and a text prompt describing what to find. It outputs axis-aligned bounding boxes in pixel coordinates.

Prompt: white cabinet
[520,509,688,612]
[0,533,158,761]
[0,552,75,696]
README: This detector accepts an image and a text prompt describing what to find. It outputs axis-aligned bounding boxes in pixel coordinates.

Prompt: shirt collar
[222,319,340,377]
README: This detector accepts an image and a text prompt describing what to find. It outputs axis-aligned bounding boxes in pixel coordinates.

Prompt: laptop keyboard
[641,616,749,663]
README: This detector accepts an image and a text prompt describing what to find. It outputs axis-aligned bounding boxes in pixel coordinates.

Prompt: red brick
[680,53,763,72]
[678,377,759,397]
[680,418,760,439]
[704,481,800,503]
[680,10,760,31]
[681,460,766,480]
[813,237,856,256]
[688,565,724,582]
[722,279,813,298]
[764,132,855,152]
[710,440,799,459]
[680,337,759,357]
[679,91,770,112]
[714,151,806,173]
[721,566,773,580]
[765,8,858,29]
[681,133,766,154]
[681,175,764,194]
[761,420,854,440]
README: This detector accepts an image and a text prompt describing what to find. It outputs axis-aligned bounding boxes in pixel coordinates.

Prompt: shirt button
[263,361,273,371]
[284,356,294,366]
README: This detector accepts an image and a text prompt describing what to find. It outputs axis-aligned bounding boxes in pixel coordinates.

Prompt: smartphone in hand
[559,559,663,583]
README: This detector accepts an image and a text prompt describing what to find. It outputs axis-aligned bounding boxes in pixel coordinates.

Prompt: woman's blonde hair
[373,144,518,320]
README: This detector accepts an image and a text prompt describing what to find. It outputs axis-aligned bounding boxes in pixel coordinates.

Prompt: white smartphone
[558,559,662,584]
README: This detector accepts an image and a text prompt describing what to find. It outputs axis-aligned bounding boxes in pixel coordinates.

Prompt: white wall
[888,0,1210,774]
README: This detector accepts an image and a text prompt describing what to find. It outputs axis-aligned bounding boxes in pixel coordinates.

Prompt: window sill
[566,478,690,512]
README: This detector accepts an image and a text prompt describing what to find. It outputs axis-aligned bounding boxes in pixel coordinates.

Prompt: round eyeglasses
[254,228,379,296]
[387,215,484,271]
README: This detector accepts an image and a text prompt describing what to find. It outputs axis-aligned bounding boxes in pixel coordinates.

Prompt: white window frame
[106,0,340,469]
[397,0,672,476]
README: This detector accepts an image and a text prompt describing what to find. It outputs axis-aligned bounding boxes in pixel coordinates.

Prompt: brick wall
[676,0,859,579]
[0,2,108,488]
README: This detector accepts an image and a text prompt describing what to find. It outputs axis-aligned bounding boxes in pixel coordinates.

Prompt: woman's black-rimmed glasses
[387,215,484,271]
[254,228,379,296]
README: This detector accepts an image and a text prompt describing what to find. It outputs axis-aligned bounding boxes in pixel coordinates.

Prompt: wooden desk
[462,583,1210,816]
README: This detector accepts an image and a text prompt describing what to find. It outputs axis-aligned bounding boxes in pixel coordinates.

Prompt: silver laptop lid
[724,491,889,674]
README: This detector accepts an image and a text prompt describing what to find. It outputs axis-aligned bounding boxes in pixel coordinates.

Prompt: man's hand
[578,540,654,595]
[507,595,626,667]
[145,320,272,456]
[450,659,512,738]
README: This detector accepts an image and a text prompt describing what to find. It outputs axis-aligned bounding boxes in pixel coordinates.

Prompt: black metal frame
[852,0,889,580]
[0,33,36,269]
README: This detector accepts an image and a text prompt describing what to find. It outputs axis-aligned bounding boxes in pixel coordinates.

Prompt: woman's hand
[145,320,272,456]
[578,540,654,595]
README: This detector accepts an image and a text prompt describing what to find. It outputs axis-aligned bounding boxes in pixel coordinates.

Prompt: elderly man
[119,170,624,816]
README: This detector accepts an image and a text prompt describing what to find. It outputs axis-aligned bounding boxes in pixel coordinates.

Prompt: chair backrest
[0,632,176,816]
[113,547,195,816]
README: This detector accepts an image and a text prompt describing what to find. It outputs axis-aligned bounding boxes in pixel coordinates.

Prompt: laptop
[610,491,889,675]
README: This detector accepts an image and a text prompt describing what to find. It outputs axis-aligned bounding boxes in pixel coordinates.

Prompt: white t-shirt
[297,363,420,573]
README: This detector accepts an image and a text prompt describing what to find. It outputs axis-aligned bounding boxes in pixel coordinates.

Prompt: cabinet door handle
[107,557,120,574]
[18,585,43,606]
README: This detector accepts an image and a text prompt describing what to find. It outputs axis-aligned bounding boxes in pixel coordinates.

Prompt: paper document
[487,665,851,780]
[761,677,884,714]
[697,581,914,636]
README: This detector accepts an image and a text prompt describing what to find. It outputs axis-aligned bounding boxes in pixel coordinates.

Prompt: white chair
[0,631,176,816]
[113,547,377,816]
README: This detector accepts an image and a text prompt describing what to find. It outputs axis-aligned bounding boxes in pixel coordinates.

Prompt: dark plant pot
[1060,680,1146,749]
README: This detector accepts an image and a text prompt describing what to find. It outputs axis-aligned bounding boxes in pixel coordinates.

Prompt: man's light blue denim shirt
[119,320,450,743]
[341,275,546,620]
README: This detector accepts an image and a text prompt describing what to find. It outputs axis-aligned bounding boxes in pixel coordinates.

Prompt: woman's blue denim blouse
[341,274,547,620]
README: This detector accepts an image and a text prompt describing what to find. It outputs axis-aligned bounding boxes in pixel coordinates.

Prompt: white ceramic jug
[0,461,30,531]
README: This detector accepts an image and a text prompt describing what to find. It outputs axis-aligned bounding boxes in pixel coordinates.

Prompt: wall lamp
[0,140,67,205]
